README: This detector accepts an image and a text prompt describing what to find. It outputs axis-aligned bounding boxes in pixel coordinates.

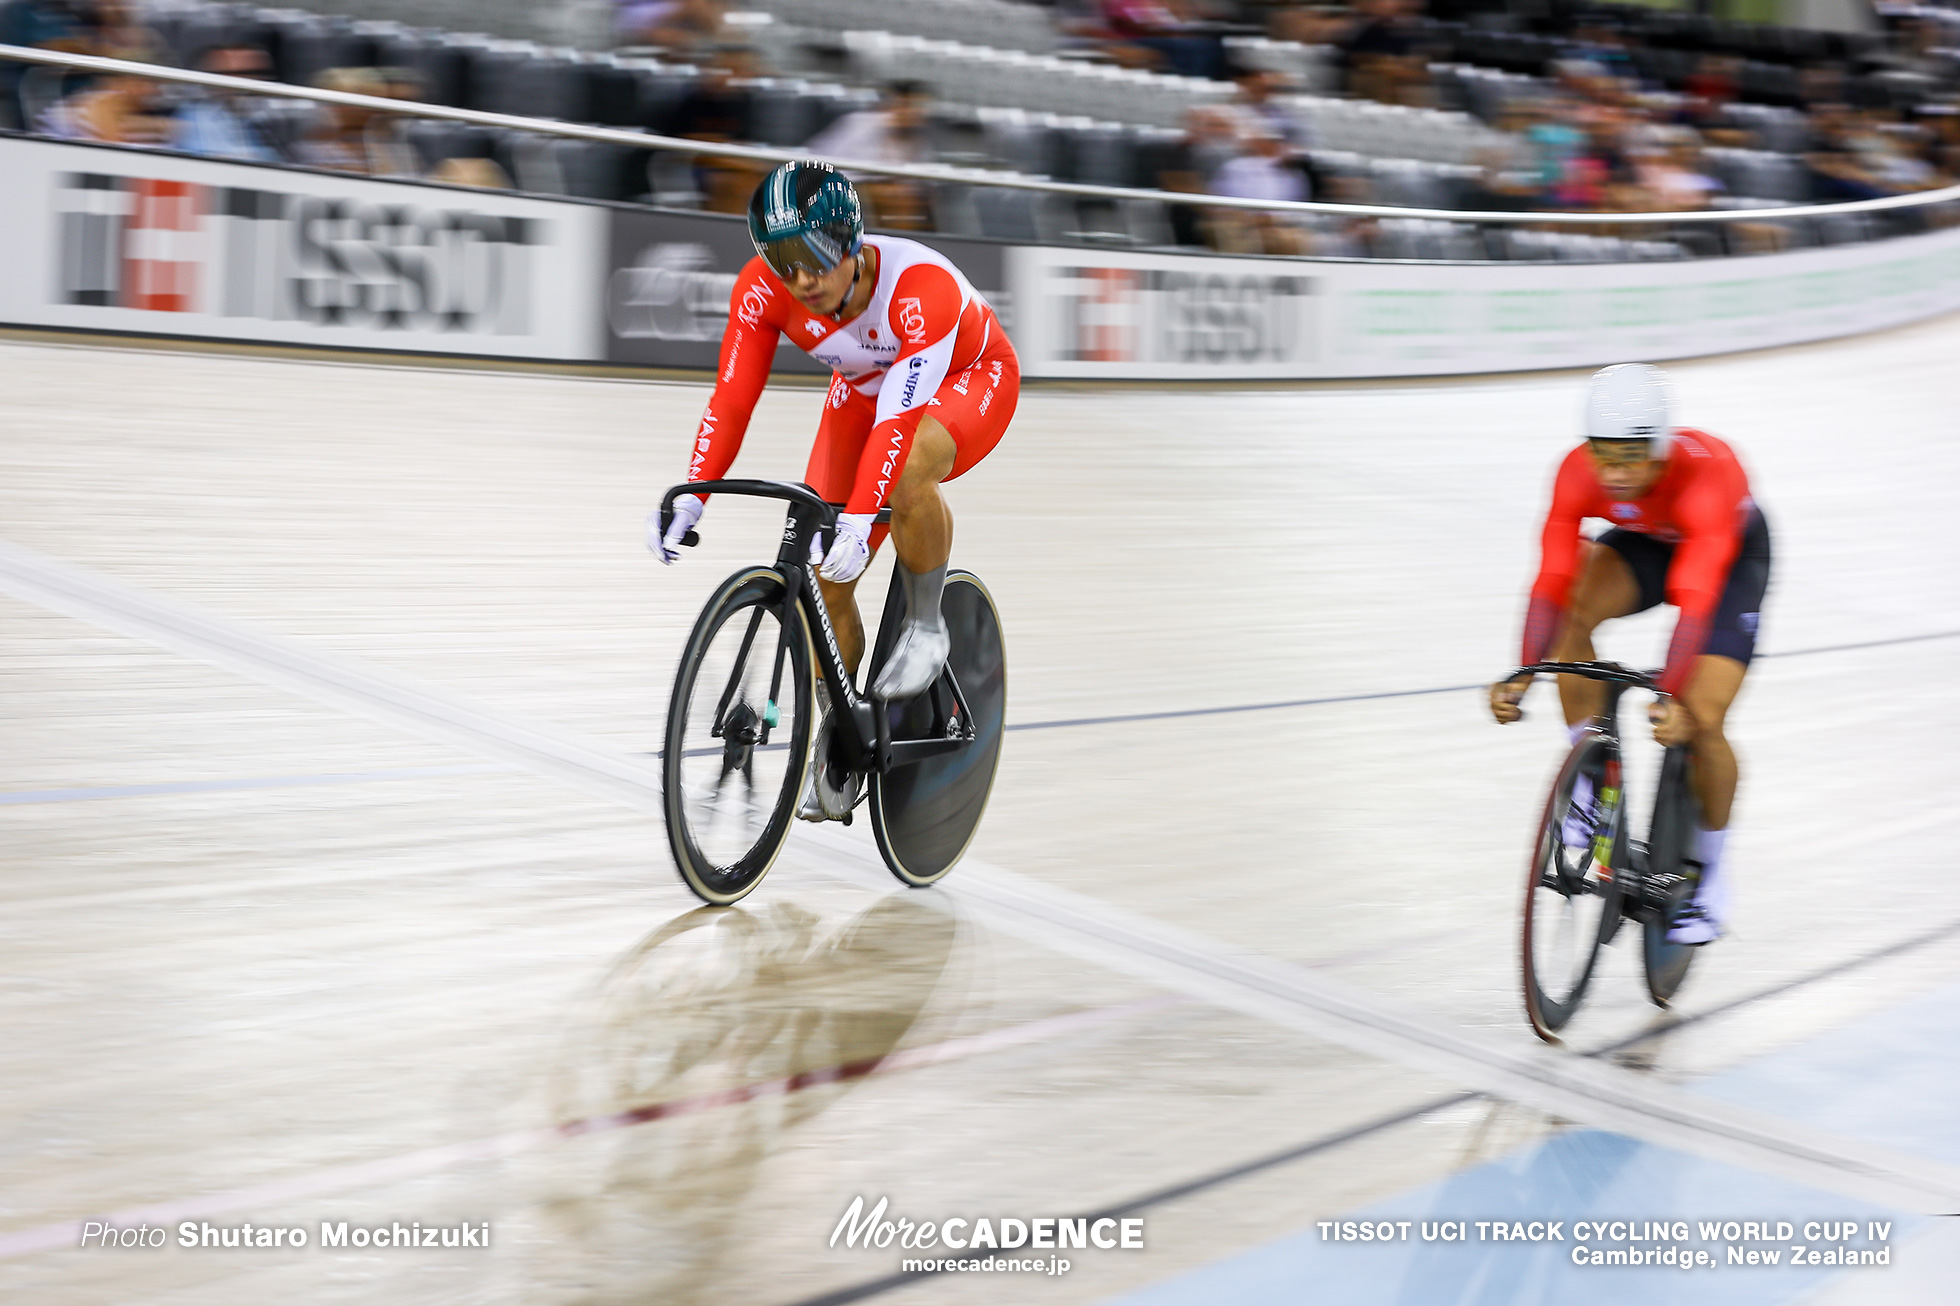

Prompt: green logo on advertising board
[1488,290,1564,333]
[1702,280,1755,320]
[1603,286,1673,328]
[1356,290,1450,336]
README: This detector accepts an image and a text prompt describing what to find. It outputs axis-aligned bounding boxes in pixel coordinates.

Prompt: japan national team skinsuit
[684,233,1017,545]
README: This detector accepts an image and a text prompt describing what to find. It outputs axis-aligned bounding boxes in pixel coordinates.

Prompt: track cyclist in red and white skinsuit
[1489,364,1772,945]
[651,160,1018,821]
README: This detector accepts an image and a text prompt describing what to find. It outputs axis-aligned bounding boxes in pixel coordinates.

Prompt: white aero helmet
[1585,362,1673,457]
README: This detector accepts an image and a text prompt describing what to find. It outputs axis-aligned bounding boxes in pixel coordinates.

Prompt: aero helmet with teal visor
[747,161,863,282]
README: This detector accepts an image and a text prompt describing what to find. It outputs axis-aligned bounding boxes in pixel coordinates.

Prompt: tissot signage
[1,136,601,358]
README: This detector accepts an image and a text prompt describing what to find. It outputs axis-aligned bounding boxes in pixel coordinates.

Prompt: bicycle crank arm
[886,737,972,768]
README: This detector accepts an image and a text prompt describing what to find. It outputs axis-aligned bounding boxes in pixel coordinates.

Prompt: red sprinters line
[0,995,1180,1259]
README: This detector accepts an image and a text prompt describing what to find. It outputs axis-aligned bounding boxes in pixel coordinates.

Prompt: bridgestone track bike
[1507,660,1704,1042]
[657,479,1006,906]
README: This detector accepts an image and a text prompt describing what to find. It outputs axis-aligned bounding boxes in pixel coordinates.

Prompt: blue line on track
[1103,975,1960,1306]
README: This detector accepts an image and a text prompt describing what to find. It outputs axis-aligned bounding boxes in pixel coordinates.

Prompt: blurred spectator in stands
[672,42,754,142]
[1806,105,1952,199]
[1342,0,1429,106]
[1230,66,1313,153]
[1267,4,1351,49]
[1314,171,1380,256]
[615,0,724,54]
[1569,19,1636,85]
[674,44,762,213]
[1925,104,1960,177]
[1184,103,1242,183]
[1872,18,1947,87]
[1208,126,1310,253]
[1463,150,1542,213]
[1627,130,1722,213]
[1682,55,1741,133]
[173,44,279,162]
[37,35,171,144]
[0,0,87,55]
[1798,63,1849,114]
[1098,0,1224,80]
[297,67,417,176]
[2,0,131,131]
[1580,105,1640,211]
[805,80,934,229]
[1524,97,1586,201]
[1845,110,1945,191]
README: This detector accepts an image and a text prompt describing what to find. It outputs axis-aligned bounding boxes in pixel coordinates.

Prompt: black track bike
[1506,660,1705,1042]
[656,480,1006,906]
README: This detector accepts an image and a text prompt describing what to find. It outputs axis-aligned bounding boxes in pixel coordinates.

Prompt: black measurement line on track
[7,627,1956,806]
[1000,626,1960,736]
[776,911,1960,1306]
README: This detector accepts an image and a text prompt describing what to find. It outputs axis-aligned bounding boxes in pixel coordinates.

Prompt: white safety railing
[6,43,1960,228]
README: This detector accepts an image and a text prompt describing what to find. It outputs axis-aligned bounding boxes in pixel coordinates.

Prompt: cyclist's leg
[1681,511,1770,830]
[1665,513,1768,940]
[886,349,1017,573]
[872,350,1017,698]
[887,416,956,571]
[1671,653,1747,941]
[806,377,878,673]
[1680,655,1747,828]
[1549,538,1651,727]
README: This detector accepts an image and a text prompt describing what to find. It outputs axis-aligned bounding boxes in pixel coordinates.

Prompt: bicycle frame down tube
[775,503,878,766]
[1593,678,1634,877]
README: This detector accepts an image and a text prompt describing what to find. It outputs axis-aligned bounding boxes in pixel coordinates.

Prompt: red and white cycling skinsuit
[1521,428,1754,696]
[685,234,1018,534]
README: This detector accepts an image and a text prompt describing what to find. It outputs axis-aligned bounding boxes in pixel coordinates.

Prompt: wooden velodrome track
[4,313,1960,1305]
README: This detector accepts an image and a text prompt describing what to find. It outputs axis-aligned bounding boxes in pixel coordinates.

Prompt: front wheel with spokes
[662,567,814,906]
[1521,731,1625,1041]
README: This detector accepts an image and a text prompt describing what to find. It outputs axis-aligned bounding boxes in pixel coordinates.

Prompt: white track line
[6,536,1960,1216]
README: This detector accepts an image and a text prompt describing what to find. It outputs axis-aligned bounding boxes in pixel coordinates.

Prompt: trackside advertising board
[0,134,604,359]
[1009,228,1960,379]
[4,132,1957,377]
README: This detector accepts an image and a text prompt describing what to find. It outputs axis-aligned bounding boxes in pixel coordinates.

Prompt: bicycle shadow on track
[523,894,965,1303]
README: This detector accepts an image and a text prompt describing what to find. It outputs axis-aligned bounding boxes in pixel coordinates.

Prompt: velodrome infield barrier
[2,92,1959,379]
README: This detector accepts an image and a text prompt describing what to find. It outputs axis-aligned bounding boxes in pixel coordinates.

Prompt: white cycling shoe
[872,622,950,701]
[1666,860,1729,945]
[871,562,950,701]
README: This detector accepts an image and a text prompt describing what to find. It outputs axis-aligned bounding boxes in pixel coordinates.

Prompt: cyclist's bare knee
[1682,656,1745,735]
[890,419,956,515]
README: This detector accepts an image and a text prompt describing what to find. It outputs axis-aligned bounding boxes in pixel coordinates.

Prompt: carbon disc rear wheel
[870,571,1005,887]
[1642,747,1702,1006]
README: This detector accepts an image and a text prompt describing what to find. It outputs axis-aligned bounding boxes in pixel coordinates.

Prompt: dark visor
[755,228,847,281]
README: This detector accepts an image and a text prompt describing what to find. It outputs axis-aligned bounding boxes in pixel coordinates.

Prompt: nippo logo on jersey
[55,172,540,333]
[895,295,927,344]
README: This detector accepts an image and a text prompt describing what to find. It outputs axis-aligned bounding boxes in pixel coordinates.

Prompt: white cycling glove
[650,493,704,565]
[819,512,874,583]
